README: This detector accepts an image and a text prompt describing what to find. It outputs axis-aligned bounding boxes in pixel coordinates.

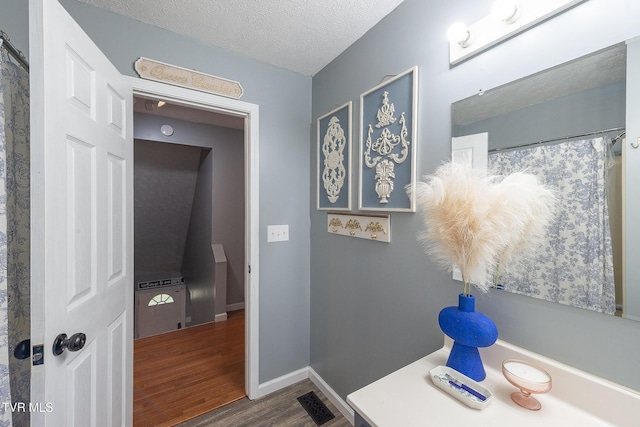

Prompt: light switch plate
[267,224,289,242]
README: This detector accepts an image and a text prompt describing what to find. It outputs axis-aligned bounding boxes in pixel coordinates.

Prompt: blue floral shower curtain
[1,47,30,427]
[489,137,616,315]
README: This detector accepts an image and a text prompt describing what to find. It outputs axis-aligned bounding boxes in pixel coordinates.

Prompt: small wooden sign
[134,57,243,99]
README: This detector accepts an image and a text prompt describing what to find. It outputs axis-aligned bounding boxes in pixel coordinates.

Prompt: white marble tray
[430,366,494,410]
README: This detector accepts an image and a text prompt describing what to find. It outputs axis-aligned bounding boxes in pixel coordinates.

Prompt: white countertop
[347,338,640,427]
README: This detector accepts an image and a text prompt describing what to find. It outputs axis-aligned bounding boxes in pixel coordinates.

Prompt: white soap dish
[429,366,493,410]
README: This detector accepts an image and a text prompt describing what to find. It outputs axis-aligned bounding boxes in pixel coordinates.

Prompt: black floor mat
[297,391,335,426]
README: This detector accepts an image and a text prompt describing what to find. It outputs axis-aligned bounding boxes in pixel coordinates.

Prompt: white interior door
[452,133,488,169]
[30,1,133,425]
[451,133,488,282]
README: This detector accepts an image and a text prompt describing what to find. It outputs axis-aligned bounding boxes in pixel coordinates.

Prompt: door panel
[68,342,96,426]
[107,154,126,284]
[66,137,97,308]
[30,1,133,425]
[66,45,95,117]
[108,313,127,426]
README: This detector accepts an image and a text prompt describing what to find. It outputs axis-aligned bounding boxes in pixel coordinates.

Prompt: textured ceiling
[453,43,627,126]
[74,0,405,76]
[134,96,245,129]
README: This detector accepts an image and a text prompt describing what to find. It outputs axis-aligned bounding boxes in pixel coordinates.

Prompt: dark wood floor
[178,379,352,427]
[134,310,246,426]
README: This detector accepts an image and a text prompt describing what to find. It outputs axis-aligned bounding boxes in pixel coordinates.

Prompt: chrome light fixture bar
[449,0,588,66]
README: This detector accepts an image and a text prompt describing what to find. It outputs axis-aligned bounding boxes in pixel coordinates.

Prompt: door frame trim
[128,77,260,399]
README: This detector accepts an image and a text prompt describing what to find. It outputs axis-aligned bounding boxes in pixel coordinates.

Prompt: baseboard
[308,367,354,425]
[214,312,228,322]
[256,366,354,425]
[256,367,310,398]
[624,313,640,322]
[227,302,245,312]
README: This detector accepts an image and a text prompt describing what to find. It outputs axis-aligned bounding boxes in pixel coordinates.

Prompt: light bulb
[492,1,520,24]
[447,22,473,48]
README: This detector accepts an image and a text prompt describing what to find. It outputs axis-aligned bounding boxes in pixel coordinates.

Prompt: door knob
[52,332,87,356]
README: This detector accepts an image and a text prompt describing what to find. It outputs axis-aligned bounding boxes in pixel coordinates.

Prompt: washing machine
[135,277,187,339]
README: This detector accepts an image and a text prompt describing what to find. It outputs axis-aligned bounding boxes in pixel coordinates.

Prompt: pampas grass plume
[491,172,556,271]
[406,161,555,295]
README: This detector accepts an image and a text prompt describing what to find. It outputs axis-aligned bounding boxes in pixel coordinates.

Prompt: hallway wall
[134,139,202,281]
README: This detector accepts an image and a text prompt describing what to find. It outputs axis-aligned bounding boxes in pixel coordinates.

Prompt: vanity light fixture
[447,22,473,48]
[491,1,521,24]
[449,0,588,65]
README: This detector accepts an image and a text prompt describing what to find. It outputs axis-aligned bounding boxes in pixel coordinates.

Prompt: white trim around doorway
[128,76,260,400]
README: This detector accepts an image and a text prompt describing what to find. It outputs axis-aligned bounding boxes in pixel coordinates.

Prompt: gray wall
[454,81,626,150]
[181,148,216,326]
[311,0,640,401]
[57,0,312,384]
[134,139,201,282]
[0,0,29,57]
[208,128,245,308]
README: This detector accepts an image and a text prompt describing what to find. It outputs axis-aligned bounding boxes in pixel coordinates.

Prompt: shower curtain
[1,47,30,426]
[489,137,616,315]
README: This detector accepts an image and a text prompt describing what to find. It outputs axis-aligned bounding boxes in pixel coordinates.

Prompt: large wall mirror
[452,37,640,320]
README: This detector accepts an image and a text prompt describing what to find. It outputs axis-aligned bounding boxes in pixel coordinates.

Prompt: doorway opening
[128,76,260,424]
[131,95,247,424]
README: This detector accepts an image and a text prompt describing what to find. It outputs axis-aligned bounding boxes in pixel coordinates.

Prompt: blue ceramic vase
[438,294,498,381]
